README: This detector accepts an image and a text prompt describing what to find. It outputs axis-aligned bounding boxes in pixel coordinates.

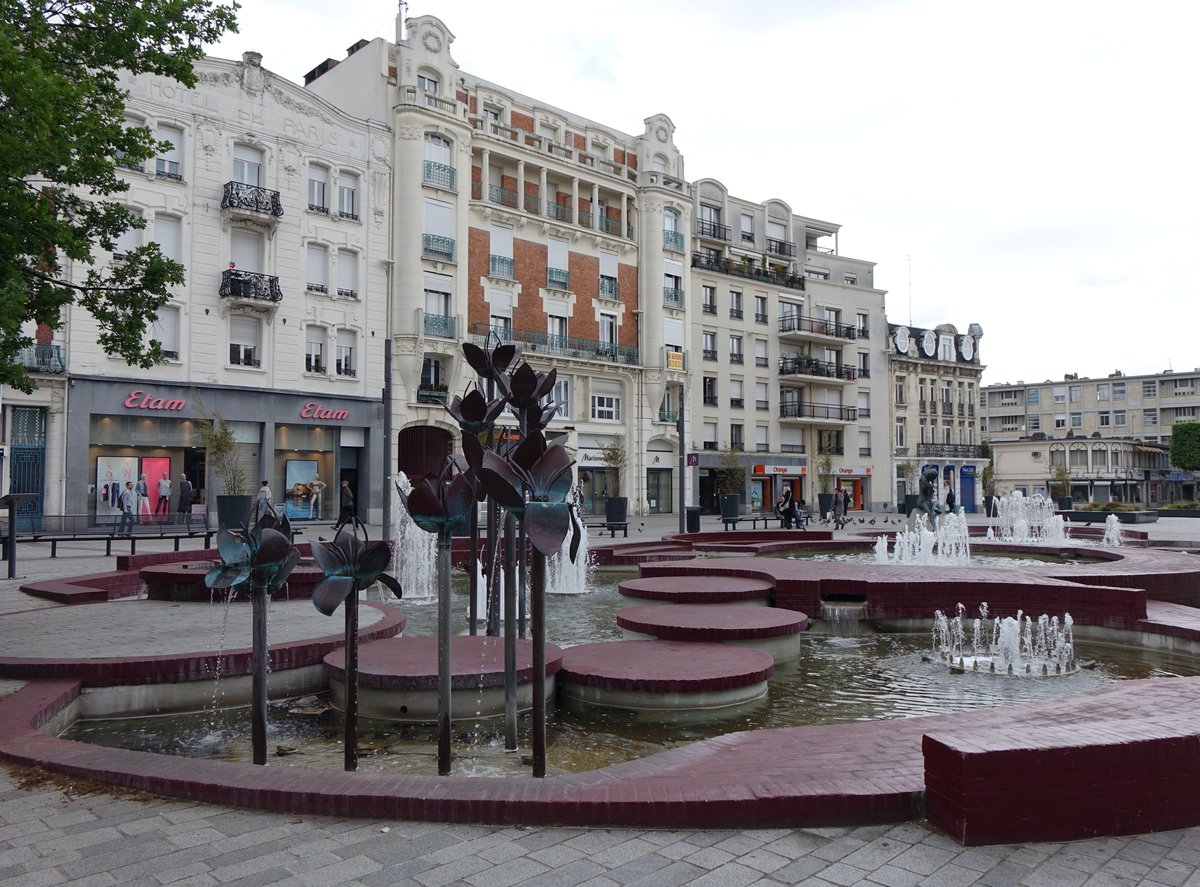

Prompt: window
[895,376,906,405]
[1175,378,1197,395]
[729,290,743,319]
[1070,413,1083,428]
[702,331,716,360]
[702,422,718,449]
[1143,380,1158,397]
[591,394,621,421]
[1070,445,1088,469]
[663,207,680,233]
[229,315,260,367]
[1049,446,1065,468]
[1114,411,1126,426]
[730,423,744,450]
[489,223,514,279]
[423,197,454,260]
[599,250,618,299]
[740,212,754,243]
[336,249,358,298]
[844,273,858,286]
[702,285,717,315]
[703,376,717,406]
[1028,415,1041,430]
[338,172,359,220]
[1055,415,1067,429]
[155,125,183,180]
[1053,386,1066,405]
[483,105,501,123]
[1027,389,1040,405]
[756,425,769,452]
[755,295,768,323]
[856,311,868,336]
[307,244,328,293]
[421,356,443,388]
[756,381,769,410]
[1096,383,1109,402]
[1069,385,1081,403]
[308,165,329,212]
[547,377,570,420]
[113,214,140,260]
[489,290,513,335]
[230,227,263,273]
[730,379,744,409]
[305,326,326,373]
[1099,411,1111,427]
[938,335,954,361]
[729,335,743,363]
[858,352,870,375]
[547,237,569,289]
[424,272,452,327]
[858,429,871,457]
[895,418,906,449]
[663,258,683,304]
[754,338,768,367]
[1178,406,1198,420]
[805,269,829,280]
[1113,382,1126,400]
[335,330,356,377]
[598,311,617,347]
[150,214,181,264]
[548,311,567,341]
[148,305,180,360]
[232,144,262,186]
[417,73,439,107]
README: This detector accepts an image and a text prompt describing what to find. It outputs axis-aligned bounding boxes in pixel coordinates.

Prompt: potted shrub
[715,448,746,522]
[197,413,252,529]
[816,453,835,517]
[599,440,628,525]
[1050,464,1073,511]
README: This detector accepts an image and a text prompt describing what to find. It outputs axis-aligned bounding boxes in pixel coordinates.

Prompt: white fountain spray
[932,601,1076,675]
[878,508,971,565]
[392,471,438,600]
[988,491,1068,545]
[1102,513,1125,547]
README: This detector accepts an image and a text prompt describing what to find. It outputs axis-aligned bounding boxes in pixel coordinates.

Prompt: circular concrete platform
[558,640,774,718]
[617,604,809,662]
[325,636,564,723]
[617,575,773,605]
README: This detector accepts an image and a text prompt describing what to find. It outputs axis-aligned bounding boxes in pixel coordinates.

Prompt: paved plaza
[2,512,1200,885]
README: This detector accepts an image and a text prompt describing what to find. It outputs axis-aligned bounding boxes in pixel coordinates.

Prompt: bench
[586,521,629,538]
[0,513,214,558]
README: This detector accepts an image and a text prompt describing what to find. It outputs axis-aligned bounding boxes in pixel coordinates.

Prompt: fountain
[392,472,438,599]
[876,508,971,565]
[986,491,1069,545]
[932,602,1076,675]
[547,518,591,595]
[1103,513,1125,547]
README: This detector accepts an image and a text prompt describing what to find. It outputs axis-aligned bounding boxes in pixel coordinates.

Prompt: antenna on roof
[907,253,912,326]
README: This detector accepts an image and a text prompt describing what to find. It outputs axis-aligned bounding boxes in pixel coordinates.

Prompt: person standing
[945,482,956,514]
[135,474,149,523]
[177,474,193,529]
[116,482,135,537]
[332,480,356,532]
[776,487,796,530]
[155,474,171,517]
[257,480,273,520]
[833,486,847,530]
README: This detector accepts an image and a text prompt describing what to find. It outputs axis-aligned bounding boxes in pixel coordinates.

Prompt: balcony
[729,308,744,320]
[703,441,718,451]
[777,312,856,340]
[221,181,283,219]
[599,276,619,300]
[658,409,678,423]
[755,356,769,368]
[818,446,845,456]
[663,287,685,309]
[16,344,66,374]
[756,443,770,453]
[601,217,622,237]
[548,202,572,223]
[917,443,988,459]
[781,443,806,454]
[663,229,685,251]
[155,158,183,181]
[919,400,928,414]
[703,395,718,406]
[417,386,449,405]
[423,161,457,190]
[702,303,717,315]
[547,267,570,290]
[524,194,541,214]
[756,399,769,411]
[941,401,955,416]
[778,356,858,382]
[858,407,872,418]
[730,442,745,452]
[729,352,744,365]
[422,234,456,262]
[336,288,358,300]
[696,219,731,242]
[579,210,594,229]
[424,313,457,339]
[488,184,518,208]
[755,312,769,324]
[766,238,796,257]
[219,269,282,304]
[730,398,744,409]
[780,401,858,422]
[468,322,639,365]
[691,252,805,292]
[703,349,717,361]
[489,254,514,279]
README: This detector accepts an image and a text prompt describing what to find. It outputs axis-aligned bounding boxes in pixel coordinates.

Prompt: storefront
[831,465,872,511]
[752,463,808,512]
[66,378,381,523]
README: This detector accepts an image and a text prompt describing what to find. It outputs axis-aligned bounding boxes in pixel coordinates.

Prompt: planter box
[1156,509,1200,519]
[1061,510,1158,524]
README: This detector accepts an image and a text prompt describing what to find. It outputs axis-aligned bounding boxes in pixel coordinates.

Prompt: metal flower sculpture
[396,462,476,536]
[444,387,509,436]
[478,430,581,559]
[310,529,403,618]
[462,340,517,394]
[506,363,559,430]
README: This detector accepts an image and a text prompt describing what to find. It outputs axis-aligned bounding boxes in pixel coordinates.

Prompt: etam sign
[122,390,350,423]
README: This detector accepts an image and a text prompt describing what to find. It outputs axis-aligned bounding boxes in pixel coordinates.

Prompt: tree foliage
[1170,422,1200,472]
[0,0,238,392]
[599,440,627,496]
[714,448,745,496]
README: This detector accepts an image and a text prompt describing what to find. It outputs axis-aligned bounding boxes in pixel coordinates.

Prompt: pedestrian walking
[776,487,797,529]
[833,487,847,530]
[257,480,273,520]
[176,474,193,529]
[332,480,356,532]
[116,482,135,537]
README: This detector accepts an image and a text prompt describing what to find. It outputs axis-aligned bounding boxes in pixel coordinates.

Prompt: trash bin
[685,506,701,533]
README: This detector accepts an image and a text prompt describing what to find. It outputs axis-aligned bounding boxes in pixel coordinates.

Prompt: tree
[599,440,627,497]
[1171,422,1200,472]
[714,448,745,496]
[196,414,246,496]
[0,0,238,393]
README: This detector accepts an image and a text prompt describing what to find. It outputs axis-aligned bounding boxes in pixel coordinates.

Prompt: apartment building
[888,322,986,511]
[980,369,1198,503]
[8,51,391,521]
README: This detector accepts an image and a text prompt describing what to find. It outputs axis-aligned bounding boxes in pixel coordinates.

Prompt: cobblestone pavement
[3,516,1200,885]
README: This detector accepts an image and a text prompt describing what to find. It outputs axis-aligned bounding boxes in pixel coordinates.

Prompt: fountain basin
[617,604,808,663]
[617,575,773,605]
[141,560,326,602]
[558,640,773,719]
[324,636,562,723]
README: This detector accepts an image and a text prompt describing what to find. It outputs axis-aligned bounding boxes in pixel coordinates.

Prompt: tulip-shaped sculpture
[478,430,580,776]
[311,528,403,771]
[205,509,301,765]
[396,462,475,775]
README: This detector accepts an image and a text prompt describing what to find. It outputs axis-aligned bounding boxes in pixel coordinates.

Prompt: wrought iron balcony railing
[423,161,457,190]
[220,269,282,303]
[780,401,858,421]
[702,303,717,315]
[16,344,66,374]
[546,267,570,290]
[488,184,518,208]
[755,312,769,324]
[599,276,619,299]
[424,313,457,339]
[778,356,857,381]
[524,193,542,214]
[703,349,717,361]
[489,254,514,279]
[468,322,639,365]
[766,237,796,257]
[756,356,769,367]
[417,387,449,405]
[777,312,857,339]
[781,443,806,454]
[917,443,988,459]
[548,202,572,223]
[729,352,744,364]
[730,398,744,409]
[658,409,678,423]
[703,395,718,406]
[663,229,685,251]
[729,308,743,320]
[691,252,805,292]
[601,217,622,236]
[422,234,455,261]
[696,219,730,241]
[756,399,769,410]
[221,181,284,217]
[663,287,684,309]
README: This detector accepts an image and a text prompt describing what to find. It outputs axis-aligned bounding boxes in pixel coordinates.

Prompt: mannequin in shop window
[155,474,171,517]
[135,474,149,523]
[307,474,326,519]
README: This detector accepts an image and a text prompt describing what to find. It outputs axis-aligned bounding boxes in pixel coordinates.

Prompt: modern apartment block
[887,323,986,511]
[3,12,899,519]
[980,369,1199,504]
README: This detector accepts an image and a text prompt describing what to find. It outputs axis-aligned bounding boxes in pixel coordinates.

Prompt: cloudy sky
[211,0,1198,386]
